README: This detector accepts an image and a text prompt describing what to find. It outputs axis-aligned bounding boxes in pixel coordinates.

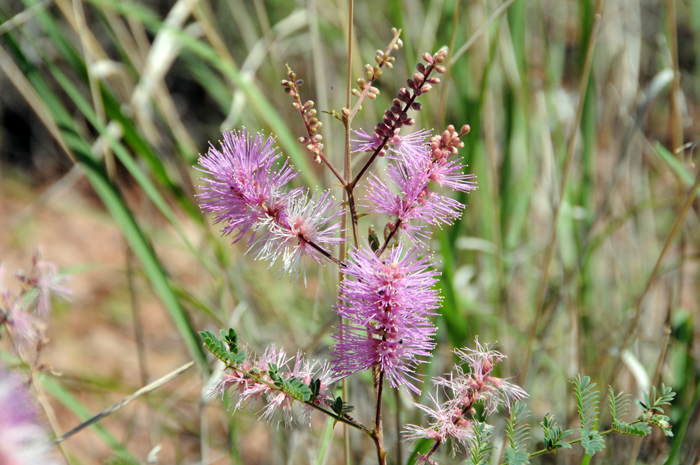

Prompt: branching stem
[225,364,374,436]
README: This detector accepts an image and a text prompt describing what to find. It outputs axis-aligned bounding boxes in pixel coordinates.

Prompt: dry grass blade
[520,0,603,383]
[448,0,518,67]
[52,361,195,445]
[0,46,75,163]
[0,0,54,35]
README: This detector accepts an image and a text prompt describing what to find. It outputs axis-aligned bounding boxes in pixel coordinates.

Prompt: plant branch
[226,364,374,437]
[373,369,387,465]
[347,29,402,122]
[375,219,402,256]
[303,236,346,267]
[282,67,345,185]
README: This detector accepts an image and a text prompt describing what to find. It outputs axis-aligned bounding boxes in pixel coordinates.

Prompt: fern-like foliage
[608,387,650,437]
[635,384,676,437]
[570,375,599,430]
[467,422,493,465]
[331,396,355,417]
[200,329,247,366]
[541,414,573,451]
[504,401,530,465]
[569,375,605,456]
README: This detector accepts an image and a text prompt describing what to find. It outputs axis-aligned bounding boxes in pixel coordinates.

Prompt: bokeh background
[1,0,699,463]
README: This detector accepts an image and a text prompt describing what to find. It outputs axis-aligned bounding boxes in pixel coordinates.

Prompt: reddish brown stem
[303,237,346,267]
[348,30,402,122]
[375,219,402,257]
[373,369,387,465]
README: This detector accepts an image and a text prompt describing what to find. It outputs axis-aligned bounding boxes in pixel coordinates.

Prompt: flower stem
[375,219,401,256]
[373,369,387,465]
[227,364,374,436]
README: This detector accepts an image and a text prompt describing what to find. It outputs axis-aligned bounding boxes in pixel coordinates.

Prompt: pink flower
[198,130,345,281]
[211,345,334,428]
[404,339,527,457]
[363,129,476,244]
[197,130,300,243]
[0,364,61,465]
[260,190,344,283]
[331,243,440,393]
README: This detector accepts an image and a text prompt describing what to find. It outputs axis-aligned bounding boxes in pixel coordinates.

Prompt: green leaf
[541,414,573,450]
[199,330,230,364]
[468,421,494,465]
[609,387,650,437]
[331,396,354,417]
[569,375,600,431]
[504,401,530,465]
[578,427,605,456]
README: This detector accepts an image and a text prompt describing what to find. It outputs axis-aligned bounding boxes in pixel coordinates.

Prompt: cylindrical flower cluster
[197,130,344,280]
[331,244,440,393]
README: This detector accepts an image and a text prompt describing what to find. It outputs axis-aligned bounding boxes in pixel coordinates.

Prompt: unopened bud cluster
[281,65,325,163]
[368,49,448,156]
[348,28,403,116]
[430,124,470,161]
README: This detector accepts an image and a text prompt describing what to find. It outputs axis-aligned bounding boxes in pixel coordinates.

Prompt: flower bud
[423,52,433,64]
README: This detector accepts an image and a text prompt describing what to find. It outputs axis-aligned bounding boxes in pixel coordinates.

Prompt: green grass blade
[86,0,319,187]
[315,416,336,465]
[1,30,208,370]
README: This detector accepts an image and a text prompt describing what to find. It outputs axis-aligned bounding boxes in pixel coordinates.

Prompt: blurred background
[0,0,699,463]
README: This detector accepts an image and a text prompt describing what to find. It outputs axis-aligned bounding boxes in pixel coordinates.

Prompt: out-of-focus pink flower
[32,255,71,316]
[0,364,61,465]
[332,243,440,393]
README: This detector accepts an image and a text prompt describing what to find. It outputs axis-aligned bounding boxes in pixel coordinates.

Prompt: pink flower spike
[331,243,440,393]
[196,129,300,244]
